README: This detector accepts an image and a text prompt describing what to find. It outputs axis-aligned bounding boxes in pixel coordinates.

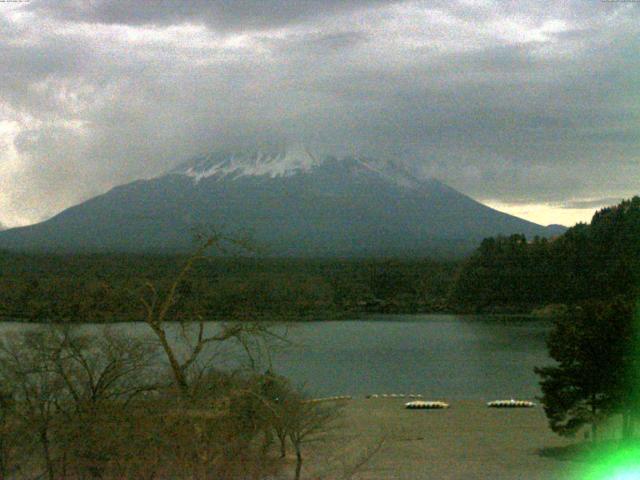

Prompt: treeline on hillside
[0,255,457,322]
[451,196,640,312]
[3,196,638,321]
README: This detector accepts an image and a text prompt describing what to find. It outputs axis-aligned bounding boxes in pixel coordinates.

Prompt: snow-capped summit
[172,144,322,181]
[335,155,423,190]
[0,146,564,256]
[172,145,423,190]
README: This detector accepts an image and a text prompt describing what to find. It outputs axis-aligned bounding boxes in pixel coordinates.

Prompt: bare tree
[46,327,159,478]
[48,327,159,411]
[0,384,14,480]
[139,233,279,398]
[0,330,66,480]
[0,326,160,480]
[286,398,342,480]
[334,436,386,480]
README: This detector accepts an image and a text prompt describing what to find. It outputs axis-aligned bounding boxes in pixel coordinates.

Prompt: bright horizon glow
[484,200,600,228]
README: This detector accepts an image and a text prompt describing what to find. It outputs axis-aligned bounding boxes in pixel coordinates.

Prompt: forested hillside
[0,255,456,322]
[3,197,637,322]
[451,196,640,312]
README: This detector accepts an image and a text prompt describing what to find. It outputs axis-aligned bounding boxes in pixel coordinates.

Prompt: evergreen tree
[535,298,639,440]
[451,196,640,310]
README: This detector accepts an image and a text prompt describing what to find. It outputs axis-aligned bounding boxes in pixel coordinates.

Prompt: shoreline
[0,311,545,325]
[306,398,584,480]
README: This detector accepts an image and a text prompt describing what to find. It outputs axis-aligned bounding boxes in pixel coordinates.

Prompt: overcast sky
[1,0,638,228]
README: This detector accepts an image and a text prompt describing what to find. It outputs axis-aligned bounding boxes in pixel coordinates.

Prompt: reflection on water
[0,315,551,399]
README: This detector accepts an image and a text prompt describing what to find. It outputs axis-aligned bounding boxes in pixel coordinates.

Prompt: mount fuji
[0,146,564,257]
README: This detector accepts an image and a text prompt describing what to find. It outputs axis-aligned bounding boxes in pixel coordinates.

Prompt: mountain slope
[0,148,564,257]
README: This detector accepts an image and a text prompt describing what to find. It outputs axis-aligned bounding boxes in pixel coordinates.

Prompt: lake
[272,315,552,399]
[0,315,552,400]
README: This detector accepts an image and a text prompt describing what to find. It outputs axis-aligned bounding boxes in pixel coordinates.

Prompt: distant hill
[544,224,568,237]
[0,146,565,257]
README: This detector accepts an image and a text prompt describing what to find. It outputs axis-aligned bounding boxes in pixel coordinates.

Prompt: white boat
[487,399,535,408]
[405,400,449,409]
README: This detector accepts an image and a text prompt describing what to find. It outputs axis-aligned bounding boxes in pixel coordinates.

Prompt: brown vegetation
[0,324,356,479]
[0,236,381,479]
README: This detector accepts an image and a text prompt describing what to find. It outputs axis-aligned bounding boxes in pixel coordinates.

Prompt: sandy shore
[304,398,582,480]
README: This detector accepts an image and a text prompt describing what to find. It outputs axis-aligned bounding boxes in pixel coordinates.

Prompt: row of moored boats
[404,398,536,410]
[305,395,535,409]
[405,399,536,409]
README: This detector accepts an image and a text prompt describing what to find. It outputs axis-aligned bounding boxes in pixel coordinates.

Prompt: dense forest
[0,254,456,322]
[451,196,640,312]
[1,196,638,322]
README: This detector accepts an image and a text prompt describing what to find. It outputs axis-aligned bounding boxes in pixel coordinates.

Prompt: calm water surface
[0,315,552,400]
[272,315,551,399]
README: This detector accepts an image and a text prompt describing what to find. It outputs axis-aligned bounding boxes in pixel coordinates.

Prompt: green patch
[571,442,640,480]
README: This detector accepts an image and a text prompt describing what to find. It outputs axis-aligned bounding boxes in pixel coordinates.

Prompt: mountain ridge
[0,148,565,257]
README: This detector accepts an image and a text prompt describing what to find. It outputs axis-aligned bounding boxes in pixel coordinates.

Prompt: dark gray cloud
[0,0,639,226]
[27,0,398,31]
